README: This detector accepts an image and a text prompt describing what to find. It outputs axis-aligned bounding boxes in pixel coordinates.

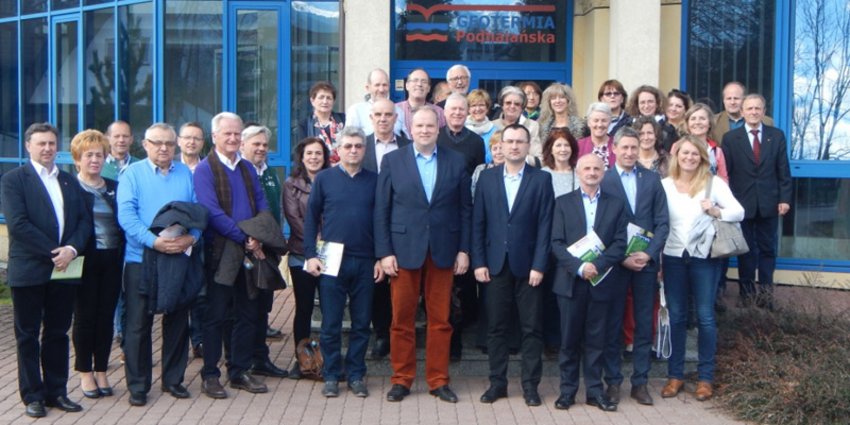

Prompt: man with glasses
[396,68,446,138]
[437,64,472,108]
[304,126,382,398]
[177,122,205,173]
[117,123,202,406]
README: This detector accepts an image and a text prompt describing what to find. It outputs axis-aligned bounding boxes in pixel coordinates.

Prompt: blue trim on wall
[679,0,689,90]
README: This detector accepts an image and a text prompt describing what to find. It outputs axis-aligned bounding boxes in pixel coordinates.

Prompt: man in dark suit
[472,124,553,406]
[1,123,92,418]
[721,94,792,308]
[551,154,628,412]
[375,105,472,403]
[363,98,410,359]
[600,127,669,406]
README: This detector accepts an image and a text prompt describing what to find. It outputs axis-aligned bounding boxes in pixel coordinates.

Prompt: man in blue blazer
[1,123,92,418]
[551,154,628,412]
[721,94,792,309]
[472,124,553,406]
[599,127,669,406]
[375,105,472,403]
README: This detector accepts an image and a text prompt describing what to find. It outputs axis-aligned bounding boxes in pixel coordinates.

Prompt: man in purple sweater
[194,112,270,399]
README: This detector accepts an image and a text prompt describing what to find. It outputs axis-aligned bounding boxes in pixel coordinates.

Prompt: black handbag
[705,177,749,258]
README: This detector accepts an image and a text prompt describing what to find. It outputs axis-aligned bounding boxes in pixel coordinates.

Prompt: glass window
[0,0,16,18]
[394,0,567,62]
[780,178,850,262]
[790,0,850,161]
[164,0,222,138]
[52,0,79,11]
[236,9,279,152]
[118,2,153,152]
[54,19,80,152]
[21,19,49,151]
[23,1,47,15]
[291,1,340,151]
[685,0,775,112]
[0,22,18,158]
[84,8,115,133]
[85,0,113,5]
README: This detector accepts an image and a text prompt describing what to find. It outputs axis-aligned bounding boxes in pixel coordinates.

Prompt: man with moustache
[345,68,405,136]
[436,64,473,108]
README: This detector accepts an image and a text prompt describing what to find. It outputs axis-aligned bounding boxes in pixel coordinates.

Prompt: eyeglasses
[449,76,470,83]
[146,139,177,148]
[340,143,365,150]
[602,91,622,97]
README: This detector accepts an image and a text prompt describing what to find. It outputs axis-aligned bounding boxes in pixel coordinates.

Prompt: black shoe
[46,395,82,412]
[371,337,390,359]
[266,326,284,340]
[287,364,303,380]
[81,386,100,399]
[162,384,191,399]
[523,389,542,406]
[25,401,46,418]
[605,384,621,404]
[322,380,339,398]
[128,392,147,407]
[347,380,369,398]
[586,394,617,412]
[630,384,654,405]
[202,377,228,399]
[192,343,204,359]
[98,386,114,397]
[251,359,289,378]
[429,385,458,403]
[230,371,268,393]
[479,386,507,403]
[386,384,410,402]
[554,395,575,410]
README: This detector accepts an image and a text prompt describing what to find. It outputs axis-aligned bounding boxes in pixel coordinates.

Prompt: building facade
[0,0,848,286]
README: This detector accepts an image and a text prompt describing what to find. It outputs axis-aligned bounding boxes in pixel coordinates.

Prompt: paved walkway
[0,288,749,425]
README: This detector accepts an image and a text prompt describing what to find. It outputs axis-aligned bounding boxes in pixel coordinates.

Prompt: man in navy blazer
[599,127,669,406]
[721,94,792,309]
[551,154,628,412]
[1,123,92,417]
[374,105,472,403]
[472,124,553,406]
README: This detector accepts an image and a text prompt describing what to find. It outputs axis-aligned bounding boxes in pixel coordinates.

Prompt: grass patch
[715,288,850,425]
[0,283,10,305]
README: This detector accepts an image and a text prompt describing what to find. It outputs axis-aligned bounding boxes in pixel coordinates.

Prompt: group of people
[1,62,791,418]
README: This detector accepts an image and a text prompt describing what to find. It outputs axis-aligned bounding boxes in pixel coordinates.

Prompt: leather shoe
[322,380,339,398]
[586,394,617,412]
[192,343,204,359]
[554,395,575,410]
[46,395,83,412]
[386,384,410,402]
[162,384,191,399]
[348,380,369,398]
[429,385,458,403]
[287,363,303,380]
[82,387,101,399]
[98,386,114,397]
[202,377,228,399]
[630,384,654,405]
[25,401,46,418]
[661,378,684,398]
[479,386,507,403]
[251,359,289,378]
[605,383,621,404]
[230,371,268,393]
[266,326,284,340]
[523,389,542,407]
[371,337,390,359]
[695,381,713,401]
[128,392,147,407]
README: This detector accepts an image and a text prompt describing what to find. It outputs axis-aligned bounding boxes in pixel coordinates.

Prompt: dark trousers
[486,263,543,391]
[371,279,391,340]
[73,248,122,372]
[189,296,207,349]
[738,214,779,298]
[291,265,320,343]
[11,282,77,404]
[123,263,190,394]
[202,271,259,380]
[603,268,657,387]
[557,280,609,400]
[541,259,562,349]
[253,289,274,364]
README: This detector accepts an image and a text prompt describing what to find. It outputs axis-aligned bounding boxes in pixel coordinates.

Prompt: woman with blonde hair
[660,136,743,402]
[677,103,728,182]
[538,82,586,143]
[465,89,497,163]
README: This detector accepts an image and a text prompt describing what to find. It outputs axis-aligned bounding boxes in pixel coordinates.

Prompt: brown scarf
[207,151,257,264]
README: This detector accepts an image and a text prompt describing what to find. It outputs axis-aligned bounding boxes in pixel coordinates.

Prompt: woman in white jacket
[659,136,744,402]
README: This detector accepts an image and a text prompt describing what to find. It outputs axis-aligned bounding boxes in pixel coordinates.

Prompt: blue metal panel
[679,0,689,90]
[152,0,161,122]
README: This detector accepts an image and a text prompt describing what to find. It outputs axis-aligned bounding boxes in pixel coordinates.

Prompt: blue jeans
[662,253,719,382]
[319,255,375,382]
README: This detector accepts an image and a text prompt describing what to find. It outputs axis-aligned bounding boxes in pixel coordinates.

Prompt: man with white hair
[437,64,473,109]
[345,68,405,136]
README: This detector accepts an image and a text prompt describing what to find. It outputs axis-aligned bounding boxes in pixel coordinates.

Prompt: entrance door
[225,1,290,167]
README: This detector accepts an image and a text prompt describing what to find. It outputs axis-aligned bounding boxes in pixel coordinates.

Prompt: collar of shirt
[503,163,525,180]
[145,158,175,174]
[615,164,636,177]
[215,149,241,171]
[30,159,58,178]
[375,134,397,145]
[581,189,600,203]
[252,161,268,176]
[745,122,763,133]
[337,163,363,178]
[414,144,437,160]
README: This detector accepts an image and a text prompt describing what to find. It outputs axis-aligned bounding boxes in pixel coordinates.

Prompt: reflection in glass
[55,20,80,152]
[85,0,112,5]
[52,0,79,11]
[85,8,115,133]
[685,0,775,112]
[164,0,222,139]
[22,18,49,146]
[0,22,18,157]
[291,1,340,154]
[23,0,47,14]
[780,178,850,261]
[118,3,153,155]
[0,0,16,18]
[790,0,850,160]
[236,9,279,152]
